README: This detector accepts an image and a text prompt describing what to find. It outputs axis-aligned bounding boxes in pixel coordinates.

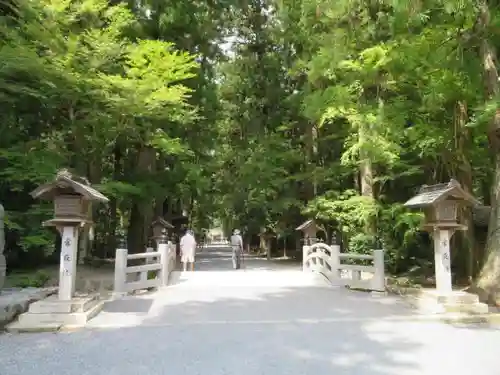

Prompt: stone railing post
[141,242,154,283]
[0,203,5,292]
[167,241,175,273]
[329,242,340,280]
[158,236,169,287]
[302,245,310,271]
[113,239,128,297]
[371,249,385,292]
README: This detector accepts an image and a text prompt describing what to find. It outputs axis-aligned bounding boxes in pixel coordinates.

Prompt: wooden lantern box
[404,179,479,231]
[423,200,459,224]
[151,217,174,238]
[54,195,90,219]
[30,169,109,227]
[296,219,321,244]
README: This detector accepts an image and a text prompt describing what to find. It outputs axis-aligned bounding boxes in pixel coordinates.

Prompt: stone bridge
[1,245,499,375]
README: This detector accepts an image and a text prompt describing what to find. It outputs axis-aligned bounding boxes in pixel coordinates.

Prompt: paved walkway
[1,246,500,375]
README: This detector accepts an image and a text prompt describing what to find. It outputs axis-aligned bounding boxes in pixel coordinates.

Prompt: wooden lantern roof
[295,219,317,232]
[151,217,174,229]
[31,169,108,203]
[404,179,479,208]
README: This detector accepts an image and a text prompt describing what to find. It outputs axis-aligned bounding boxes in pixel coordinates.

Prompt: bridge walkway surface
[1,245,499,375]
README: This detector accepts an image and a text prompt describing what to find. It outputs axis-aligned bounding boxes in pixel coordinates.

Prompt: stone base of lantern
[5,294,103,333]
[409,290,489,315]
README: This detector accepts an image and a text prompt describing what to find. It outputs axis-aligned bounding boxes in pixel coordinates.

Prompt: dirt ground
[5,253,301,293]
[6,263,116,293]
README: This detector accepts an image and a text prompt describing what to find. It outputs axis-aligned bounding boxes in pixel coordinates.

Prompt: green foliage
[7,270,51,288]
[307,191,379,235]
[348,233,377,255]
[215,0,497,279]
[377,204,427,274]
[0,0,497,284]
[0,0,208,261]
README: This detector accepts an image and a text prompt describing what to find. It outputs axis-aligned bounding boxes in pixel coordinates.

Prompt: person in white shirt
[230,229,244,269]
[180,229,197,271]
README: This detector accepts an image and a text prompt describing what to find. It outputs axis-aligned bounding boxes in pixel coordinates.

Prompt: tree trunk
[454,101,478,282]
[107,143,122,257]
[304,121,318,201]
[475,0,500,304]
[259,230,271,259]
[359,122,376,235]
[127,146,156,253]
[154,157,166,218]
[476,153,500,304]
[360,157,373,198]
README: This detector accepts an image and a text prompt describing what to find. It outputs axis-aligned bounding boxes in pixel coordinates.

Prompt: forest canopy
[2,0,500,302]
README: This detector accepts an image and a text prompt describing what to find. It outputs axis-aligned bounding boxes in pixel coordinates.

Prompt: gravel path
[1,246,499,375]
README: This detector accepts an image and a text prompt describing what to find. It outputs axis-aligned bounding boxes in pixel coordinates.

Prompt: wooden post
[113,247,127,297]
[372,249,385,292]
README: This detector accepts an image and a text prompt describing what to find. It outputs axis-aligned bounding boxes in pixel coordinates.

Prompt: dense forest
[2,0,500,303]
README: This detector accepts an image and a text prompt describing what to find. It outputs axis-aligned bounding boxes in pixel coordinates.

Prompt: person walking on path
[230,229,244,269]
[180,229,197,271]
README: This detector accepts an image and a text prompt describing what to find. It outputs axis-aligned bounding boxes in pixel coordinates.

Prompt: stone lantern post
[404,179,488,314]
[7,169,109,331]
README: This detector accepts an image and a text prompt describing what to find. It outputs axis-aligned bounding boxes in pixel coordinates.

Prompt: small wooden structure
[296,219,320,245]
[404,179,478,231]
[30,169,109,300]
[151,217,174,244]
[31,169,108,229]
[208,227,225,243]
[6,170,109,331]
[404,179,479,294]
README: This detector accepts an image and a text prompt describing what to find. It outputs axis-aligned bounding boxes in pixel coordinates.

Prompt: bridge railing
[113,237,176,297]
[303,242,385,292]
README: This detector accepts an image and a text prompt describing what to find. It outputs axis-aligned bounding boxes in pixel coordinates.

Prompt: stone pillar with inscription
[59,226,79,300]
[404,180,489,315]
[433,228,452,294]
[5,170,109,332]
[0,203,5,292]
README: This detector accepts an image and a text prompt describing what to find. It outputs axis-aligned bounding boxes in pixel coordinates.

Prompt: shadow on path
[1,247,499,375]
[2,281,499,374]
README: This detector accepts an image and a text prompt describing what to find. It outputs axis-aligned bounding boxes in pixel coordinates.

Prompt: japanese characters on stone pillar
[404,179,479,295]
[30,169,109,301]
[0,203,5,291]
